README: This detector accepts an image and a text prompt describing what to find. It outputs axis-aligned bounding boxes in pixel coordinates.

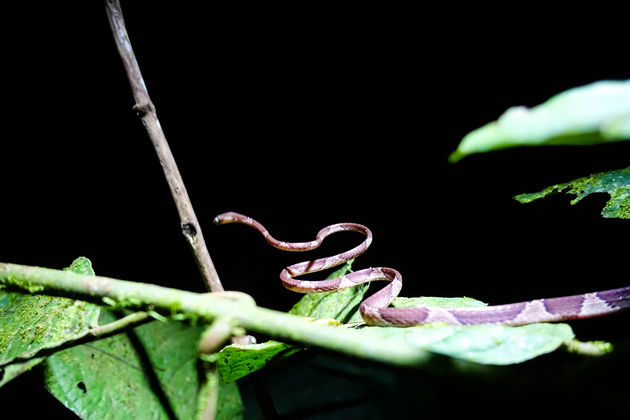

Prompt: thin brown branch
[104,0,223,292]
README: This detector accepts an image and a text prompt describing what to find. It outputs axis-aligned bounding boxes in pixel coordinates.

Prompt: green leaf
[391,296,487,309]
[564,339,613,356]
[355,322,575,365]
[419,323,575,364]
[514,166,630,219]
[41,259,243,419]
[217,340,302,383]
[63,256,97,276]
[43,313,213,419]
[450,80,630,162]
[0,257,100,386]
[215,379,243,420]
[344,296,573,365]
[0,357,47,388]
[289,260,369,323]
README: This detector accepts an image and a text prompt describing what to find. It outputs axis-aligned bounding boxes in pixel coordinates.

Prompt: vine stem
[0,263,428,367]
[104,0,223,292]
[1,311,153,368]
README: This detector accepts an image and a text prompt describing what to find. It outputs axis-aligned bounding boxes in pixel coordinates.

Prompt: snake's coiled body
[214,212,630,326]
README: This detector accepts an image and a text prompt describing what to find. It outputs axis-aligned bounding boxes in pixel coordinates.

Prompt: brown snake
[214,212,630,326]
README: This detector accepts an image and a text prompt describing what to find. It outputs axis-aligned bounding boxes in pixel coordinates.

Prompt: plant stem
[104,0,223,292]
[86,311,153,339]
[1,311,153,368]
[0,263,428,367]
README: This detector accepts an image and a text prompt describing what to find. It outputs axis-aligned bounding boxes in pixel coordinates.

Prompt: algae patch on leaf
[0,257,100,387]
[515,166,630,219]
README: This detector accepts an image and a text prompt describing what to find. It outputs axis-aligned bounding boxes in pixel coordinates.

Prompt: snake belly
[214,212,630,326]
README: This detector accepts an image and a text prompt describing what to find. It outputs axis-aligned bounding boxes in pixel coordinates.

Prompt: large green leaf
[515,166,630,219]
[343,295,576,365]
[450,80,630,162]
[415,323,575,364]
[35,260,243,419]
[352,322,575,365]
[0,257,100,386]
[43,311,243,419]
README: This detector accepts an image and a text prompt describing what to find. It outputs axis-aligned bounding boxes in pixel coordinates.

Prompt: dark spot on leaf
[77,381,87,393]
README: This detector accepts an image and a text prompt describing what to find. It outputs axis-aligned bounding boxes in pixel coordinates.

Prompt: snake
[214,211,630,326]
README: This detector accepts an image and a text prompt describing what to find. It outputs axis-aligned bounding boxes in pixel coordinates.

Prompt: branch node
[181,222,198,238]
[132,101,155,117]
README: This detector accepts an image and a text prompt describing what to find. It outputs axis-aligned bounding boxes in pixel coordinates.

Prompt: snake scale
[214,212,630,326]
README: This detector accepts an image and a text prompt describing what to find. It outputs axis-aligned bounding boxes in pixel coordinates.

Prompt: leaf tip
[63,257,95,276]
[448,150,464,164]
[564,339,613,356]
[513,192,536,204]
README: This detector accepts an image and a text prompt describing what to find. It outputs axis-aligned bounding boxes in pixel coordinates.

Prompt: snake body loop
[214,212,630,326]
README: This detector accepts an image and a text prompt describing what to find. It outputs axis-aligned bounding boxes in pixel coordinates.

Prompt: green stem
[89,311,152,337]
[1,311,153,368]
[0,263,427,366]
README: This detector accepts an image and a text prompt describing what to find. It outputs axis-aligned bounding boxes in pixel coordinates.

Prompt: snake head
[213,211,247,225]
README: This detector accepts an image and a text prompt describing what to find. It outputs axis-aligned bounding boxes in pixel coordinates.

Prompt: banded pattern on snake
[214,212,630,326]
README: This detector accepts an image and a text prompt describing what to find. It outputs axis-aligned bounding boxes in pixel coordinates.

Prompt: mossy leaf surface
[515,166,630,219]
[39,269,244,419]
[0,257,100,386]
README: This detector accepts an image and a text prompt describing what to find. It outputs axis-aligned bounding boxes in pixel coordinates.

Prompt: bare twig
[104,0,223,292]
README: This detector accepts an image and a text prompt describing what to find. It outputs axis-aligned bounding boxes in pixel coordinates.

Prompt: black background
[2,2,629,418]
